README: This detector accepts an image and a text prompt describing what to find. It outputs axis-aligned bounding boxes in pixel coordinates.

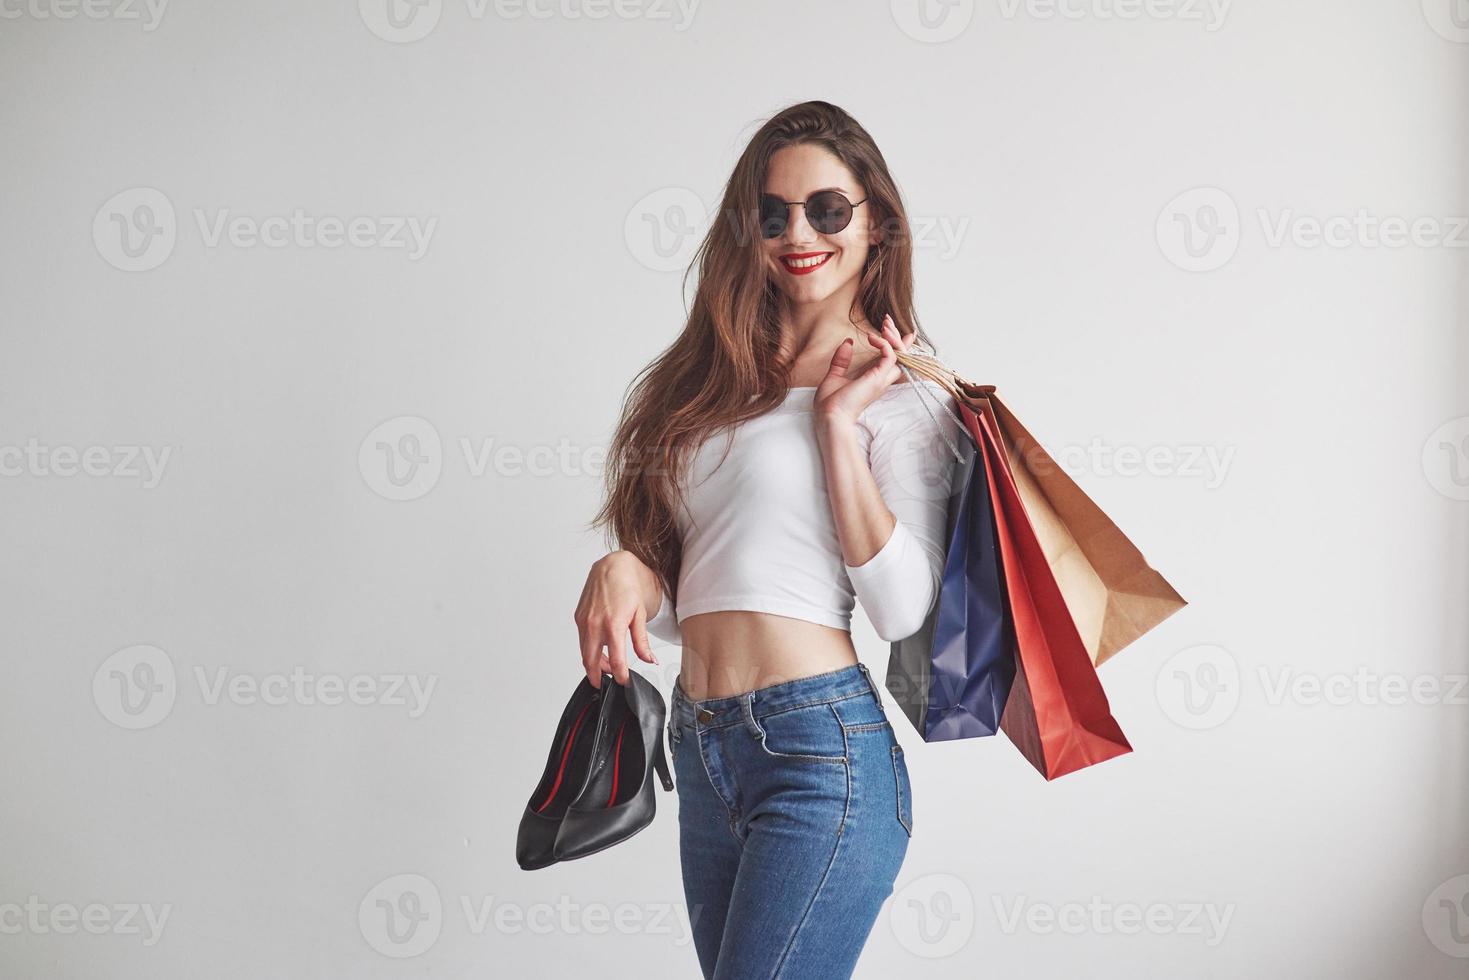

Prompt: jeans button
[697,708,715,723]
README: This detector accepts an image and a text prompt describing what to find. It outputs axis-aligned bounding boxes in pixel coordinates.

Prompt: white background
[1,1,1466,977]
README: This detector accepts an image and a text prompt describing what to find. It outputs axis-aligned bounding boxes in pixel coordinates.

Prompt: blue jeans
[667,662,913,979]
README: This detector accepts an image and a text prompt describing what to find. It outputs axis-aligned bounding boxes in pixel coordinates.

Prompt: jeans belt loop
[858,661,883,704]
[740,692,761,734]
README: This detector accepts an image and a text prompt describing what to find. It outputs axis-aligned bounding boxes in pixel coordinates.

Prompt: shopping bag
[987,393,1186,666]
[971,394,1133,779]
[885,402,1016,741]
[893,348,1186,667]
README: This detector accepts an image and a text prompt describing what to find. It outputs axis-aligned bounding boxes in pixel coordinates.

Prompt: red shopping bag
[967,397,1133,780]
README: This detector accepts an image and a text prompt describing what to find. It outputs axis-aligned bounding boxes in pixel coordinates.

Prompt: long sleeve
[646,583,683,646]
[843,382,962,642]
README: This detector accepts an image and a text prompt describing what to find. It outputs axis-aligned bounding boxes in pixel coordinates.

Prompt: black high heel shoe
[516,678,610,871]
[552,669,674,863]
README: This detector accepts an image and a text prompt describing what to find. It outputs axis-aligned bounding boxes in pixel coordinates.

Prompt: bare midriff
[675,610,860,700]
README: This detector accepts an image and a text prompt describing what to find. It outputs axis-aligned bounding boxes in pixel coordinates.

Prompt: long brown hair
[591,100,943,603]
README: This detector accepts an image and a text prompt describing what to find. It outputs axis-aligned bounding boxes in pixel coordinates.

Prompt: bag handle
[893,343,983,463]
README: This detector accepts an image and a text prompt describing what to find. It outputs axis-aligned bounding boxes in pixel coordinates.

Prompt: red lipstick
[779,251,834,276]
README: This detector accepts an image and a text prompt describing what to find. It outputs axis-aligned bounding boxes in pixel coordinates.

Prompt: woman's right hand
[573,550,662,689]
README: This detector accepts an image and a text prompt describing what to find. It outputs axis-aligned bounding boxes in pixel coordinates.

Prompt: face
[759,144,878,308]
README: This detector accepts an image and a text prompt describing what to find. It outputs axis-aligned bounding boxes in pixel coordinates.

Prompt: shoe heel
[653,736,674,792]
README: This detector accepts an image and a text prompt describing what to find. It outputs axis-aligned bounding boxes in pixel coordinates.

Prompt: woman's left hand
[813,314,914,429]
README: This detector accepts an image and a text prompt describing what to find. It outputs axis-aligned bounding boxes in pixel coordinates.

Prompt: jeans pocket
[891,744,913,837]
[751,702,848,764]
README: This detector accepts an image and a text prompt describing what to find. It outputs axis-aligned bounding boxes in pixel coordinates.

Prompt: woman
[575,100,961,979]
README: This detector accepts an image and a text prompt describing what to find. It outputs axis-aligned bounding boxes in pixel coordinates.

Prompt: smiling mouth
[779,251,833,276]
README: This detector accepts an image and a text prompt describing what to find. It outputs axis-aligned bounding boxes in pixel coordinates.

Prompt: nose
[782,203,818,246]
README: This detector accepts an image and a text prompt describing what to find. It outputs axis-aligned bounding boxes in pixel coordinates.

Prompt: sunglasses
[758,190,868,239]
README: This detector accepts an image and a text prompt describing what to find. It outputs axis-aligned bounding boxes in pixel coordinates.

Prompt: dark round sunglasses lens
[807,192,853,234]
[758,195,787,238]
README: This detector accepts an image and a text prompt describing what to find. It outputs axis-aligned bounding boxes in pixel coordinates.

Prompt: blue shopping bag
[885,400,1016,741]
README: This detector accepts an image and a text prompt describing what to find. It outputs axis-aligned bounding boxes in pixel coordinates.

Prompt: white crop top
[645,377,962,644]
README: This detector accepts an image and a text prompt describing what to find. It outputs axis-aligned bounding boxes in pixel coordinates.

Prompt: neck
[777,288,872,364]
